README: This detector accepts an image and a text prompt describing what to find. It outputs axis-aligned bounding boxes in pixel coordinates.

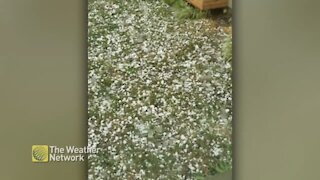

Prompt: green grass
[164,0,209,19]
[222,35,232,61]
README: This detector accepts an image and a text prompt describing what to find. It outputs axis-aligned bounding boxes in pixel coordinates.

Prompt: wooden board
[188,0,229,10]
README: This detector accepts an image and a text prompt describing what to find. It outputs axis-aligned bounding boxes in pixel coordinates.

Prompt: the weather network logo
[32,145,49,163]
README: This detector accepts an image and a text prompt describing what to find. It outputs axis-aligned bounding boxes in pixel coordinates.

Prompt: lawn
[88,0,232,179]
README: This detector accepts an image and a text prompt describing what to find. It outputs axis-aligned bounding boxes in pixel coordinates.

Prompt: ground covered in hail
[88,0,232,179]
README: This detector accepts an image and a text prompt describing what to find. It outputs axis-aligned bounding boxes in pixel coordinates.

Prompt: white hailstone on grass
[212,147,223,156]
[88,0,231,179]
